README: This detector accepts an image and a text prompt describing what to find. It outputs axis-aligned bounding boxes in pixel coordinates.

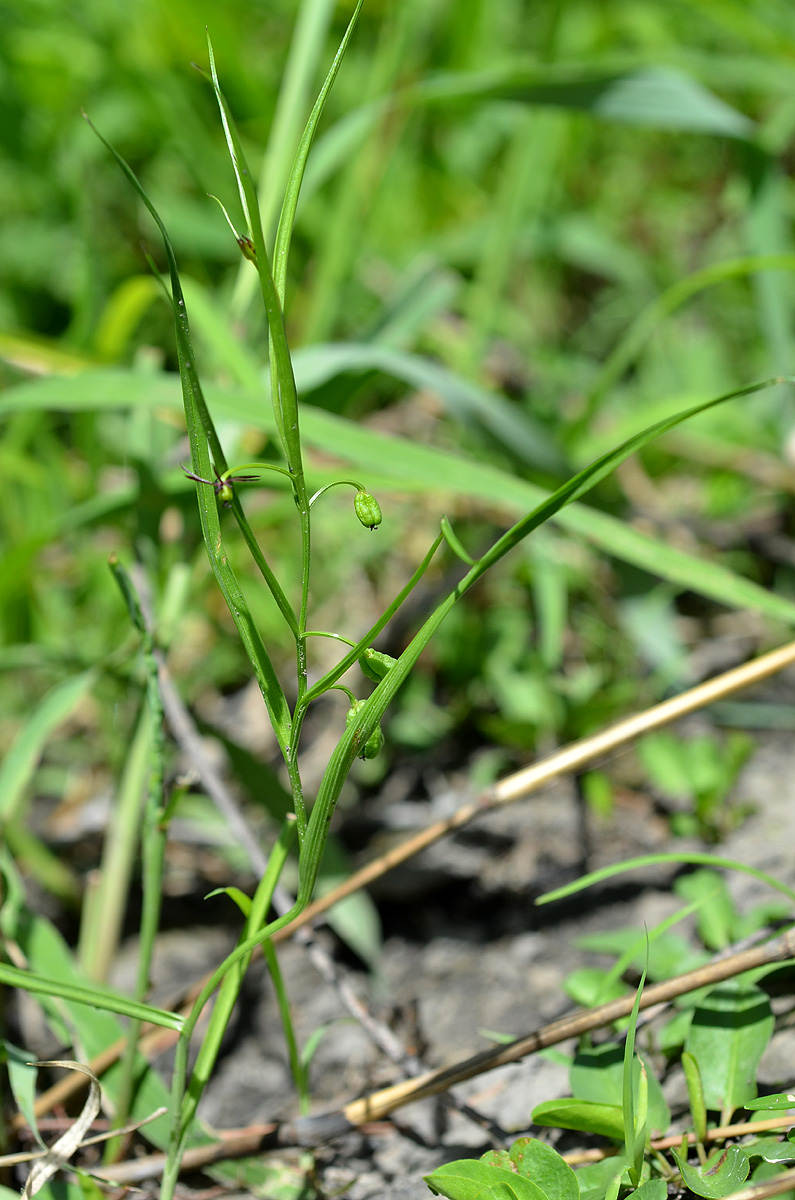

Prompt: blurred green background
[3,0,795,868]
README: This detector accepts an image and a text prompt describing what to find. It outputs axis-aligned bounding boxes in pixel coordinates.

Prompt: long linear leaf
[4,368,794,627]
[299,377,789,894]
[84,117,293,752]
[0,963,181,1031]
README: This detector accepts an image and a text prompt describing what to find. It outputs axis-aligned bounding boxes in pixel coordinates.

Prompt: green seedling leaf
[480,1138,577,1200]
[685,982,774,1115]
[0,671,96,825]
[0,962,181,1031]
[748,1093,795,1112]
[673,870,736,951]
[682,1050,707,1144]
[671,1145,749,1198]
[424,1160,547,1200]
[532,1098,625,1140]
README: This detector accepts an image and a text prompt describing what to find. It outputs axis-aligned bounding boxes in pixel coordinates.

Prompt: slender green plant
[1,8,788,1196]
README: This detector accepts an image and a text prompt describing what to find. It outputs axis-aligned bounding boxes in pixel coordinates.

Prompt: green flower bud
[353,490,382,531]
[237,235,257,263]
[345,699,384,759]
[359,647,398,683]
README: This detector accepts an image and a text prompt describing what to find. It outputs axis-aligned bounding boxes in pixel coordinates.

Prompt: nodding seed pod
[359,648,398,684]
[345,699,385,760]
[353,490,382,531]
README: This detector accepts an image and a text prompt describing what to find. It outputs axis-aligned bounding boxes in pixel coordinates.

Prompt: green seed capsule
[359,648,398,684]
[345,699,384,759]
[353,490,382,530]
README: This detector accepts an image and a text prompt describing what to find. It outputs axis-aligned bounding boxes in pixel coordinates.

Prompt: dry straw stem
[276,637,795,939]
[11,640,795,1133]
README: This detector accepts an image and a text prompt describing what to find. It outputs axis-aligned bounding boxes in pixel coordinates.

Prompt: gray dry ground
[124,717,795,1200]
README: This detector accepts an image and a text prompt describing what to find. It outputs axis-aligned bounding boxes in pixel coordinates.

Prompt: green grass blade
[584,253,795,422]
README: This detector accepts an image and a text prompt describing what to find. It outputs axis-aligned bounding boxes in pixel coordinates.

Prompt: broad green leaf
[424,1160,547,1200]
[5,911,196,1150]
[493,1138,578,1200]
[685,982,774,1114]
[671,1145,749,1198]
[4,369,795,628]
[532,1098,625,1140]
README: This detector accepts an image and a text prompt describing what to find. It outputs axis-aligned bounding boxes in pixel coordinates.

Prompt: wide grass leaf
[685,982,774,1114]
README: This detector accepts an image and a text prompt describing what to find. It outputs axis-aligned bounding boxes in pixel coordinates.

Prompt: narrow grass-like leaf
[86,116,292,753]
[301,377,795,893]
[0,963,181,1030]
[6,369,795,627]
[272,0,364,303]
[584,254,795,422]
